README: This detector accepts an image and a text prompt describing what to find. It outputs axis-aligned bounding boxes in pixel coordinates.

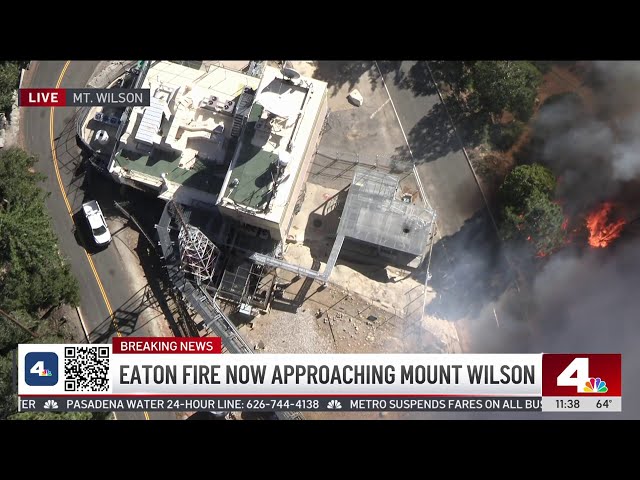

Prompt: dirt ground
[46,304,88,343]
[240,178,462,360]
[241,279,408,355]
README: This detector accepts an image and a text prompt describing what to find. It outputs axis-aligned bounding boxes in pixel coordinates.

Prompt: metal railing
[76,61,146,156]
[249,234,344,284]
[75,105,92,152]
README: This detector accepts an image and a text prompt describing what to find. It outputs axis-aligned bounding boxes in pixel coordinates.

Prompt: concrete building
[107,61,329,243]
[108,61,262,209]
[216,66,328,240]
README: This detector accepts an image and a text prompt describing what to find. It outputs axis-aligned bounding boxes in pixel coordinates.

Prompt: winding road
[22,61,175,420]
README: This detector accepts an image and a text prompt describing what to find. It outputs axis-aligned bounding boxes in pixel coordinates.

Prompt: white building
[109,61,261,208]
[108,61,329,242]
[216,65,328,240]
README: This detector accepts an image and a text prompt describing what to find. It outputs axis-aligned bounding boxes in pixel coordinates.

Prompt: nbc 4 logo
[24,352,58,387]
[557,358,608,393]
[43,400,59,410]
[327,400,343,409]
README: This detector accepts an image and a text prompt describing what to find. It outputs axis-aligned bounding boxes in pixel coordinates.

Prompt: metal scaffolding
[156,202,251,353]
[155,201,303,420]
[337,167,436,260]
[171,202,219,285]
[217,261,273,309]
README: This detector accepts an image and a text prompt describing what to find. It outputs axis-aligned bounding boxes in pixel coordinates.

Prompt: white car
[82,200,112,246]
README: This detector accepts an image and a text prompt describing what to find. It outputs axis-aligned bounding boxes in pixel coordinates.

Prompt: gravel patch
[241,308,336,354]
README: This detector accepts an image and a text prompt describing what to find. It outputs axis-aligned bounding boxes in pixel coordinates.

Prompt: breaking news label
[17,339,622,413]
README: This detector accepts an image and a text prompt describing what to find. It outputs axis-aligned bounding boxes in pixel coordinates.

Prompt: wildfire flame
[586,202,626,248]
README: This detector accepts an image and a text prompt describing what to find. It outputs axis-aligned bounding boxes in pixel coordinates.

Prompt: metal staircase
[230,90,255,138]
[230,116,244,138]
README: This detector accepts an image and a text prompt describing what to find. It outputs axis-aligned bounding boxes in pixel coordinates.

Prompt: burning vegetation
[586,202,626,248]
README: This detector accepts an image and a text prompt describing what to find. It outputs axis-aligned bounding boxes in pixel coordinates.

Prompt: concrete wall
[279,89,329,240]
[218,202,282,239]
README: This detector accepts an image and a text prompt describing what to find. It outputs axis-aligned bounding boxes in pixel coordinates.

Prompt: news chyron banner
[17,338,622,414]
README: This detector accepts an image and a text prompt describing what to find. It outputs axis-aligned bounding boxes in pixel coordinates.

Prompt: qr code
[64,346,110,392]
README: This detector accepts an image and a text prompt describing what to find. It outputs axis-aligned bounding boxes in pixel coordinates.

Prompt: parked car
[82,200,111,246]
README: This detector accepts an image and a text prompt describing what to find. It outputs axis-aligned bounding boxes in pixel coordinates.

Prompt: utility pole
[0,307,38,338]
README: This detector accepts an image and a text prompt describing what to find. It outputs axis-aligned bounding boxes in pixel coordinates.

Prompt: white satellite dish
[281,63,301,80]
[281,61,300,78]
[95,130,109,145]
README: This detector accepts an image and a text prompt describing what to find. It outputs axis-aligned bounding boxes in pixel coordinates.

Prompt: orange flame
[586,202,626,248]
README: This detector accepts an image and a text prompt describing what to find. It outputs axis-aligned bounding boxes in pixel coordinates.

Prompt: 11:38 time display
[556,399,580,409]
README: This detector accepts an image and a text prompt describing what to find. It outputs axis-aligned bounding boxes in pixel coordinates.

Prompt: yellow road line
[50,61,119,335]
[50,61,149,420]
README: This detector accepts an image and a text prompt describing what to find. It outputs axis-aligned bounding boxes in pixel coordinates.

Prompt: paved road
[378,61,485,237]
[23,61,111,335]
[22,61,176,420]
[377,61,520,353]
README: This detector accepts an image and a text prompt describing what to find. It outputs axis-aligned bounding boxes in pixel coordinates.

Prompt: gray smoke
[420,63,640,420]
[416,242,640,420]
[504,61,640,418]
[497,63,640,418]
[534,61,640,210]
[592,61,640,114]
[526,243,640,419]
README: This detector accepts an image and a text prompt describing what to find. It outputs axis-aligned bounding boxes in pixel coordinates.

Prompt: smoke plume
[534,61,640,212]
[422,62,640,420]
[509,61,640,418]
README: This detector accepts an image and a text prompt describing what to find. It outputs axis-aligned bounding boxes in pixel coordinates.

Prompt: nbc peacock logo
[43,400,59,410]
[584,377,608,393]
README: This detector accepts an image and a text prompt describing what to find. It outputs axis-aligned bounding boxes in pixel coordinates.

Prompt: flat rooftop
[114,148,225,195]
[144,61,259,100]
[110,61,261,204]
[222,102,280,210]
[218,66,328,222]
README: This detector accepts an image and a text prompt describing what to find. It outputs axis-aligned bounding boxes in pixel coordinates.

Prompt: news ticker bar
[19,88,150,107]
[17,396,621,413]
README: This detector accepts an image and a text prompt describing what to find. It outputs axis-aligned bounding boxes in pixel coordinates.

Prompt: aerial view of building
[105,61,328,246]
[4,59,637,422]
